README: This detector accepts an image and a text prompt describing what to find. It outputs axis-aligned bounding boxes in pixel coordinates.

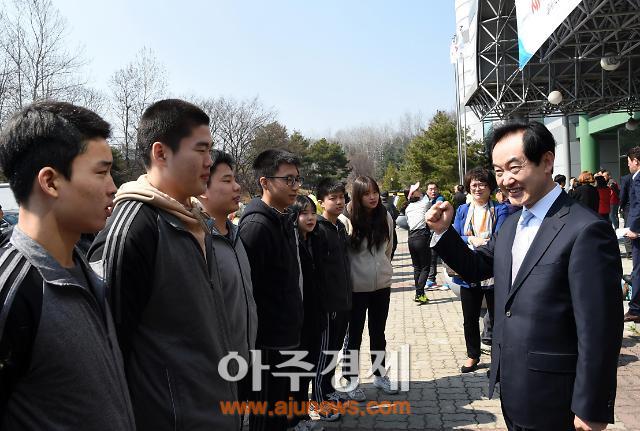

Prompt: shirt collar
[633,171,639,180]
[523,184,562,222]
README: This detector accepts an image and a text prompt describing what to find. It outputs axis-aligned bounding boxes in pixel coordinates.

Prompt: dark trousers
[610,204,620,229]
[314,310,349,402]
[408,229,431,296]
[630,238,640,315]
[249,349,295,431]
[428,244,438,282]
[391,229,398,260]
[344,288,391,380]
[290,326,321,426]
[501,396,573,430]
[623,209,632,256]
[460,287,494,360]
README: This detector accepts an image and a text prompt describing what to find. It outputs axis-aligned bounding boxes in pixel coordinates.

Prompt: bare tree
[198,96,276,192]
[331,112,425,182]
[67,86,108,117]
[109,47,168,180]
[0,0,86,124]
[347,151,376,180]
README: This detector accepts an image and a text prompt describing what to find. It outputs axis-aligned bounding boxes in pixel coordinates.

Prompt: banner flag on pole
[516,0,581,70]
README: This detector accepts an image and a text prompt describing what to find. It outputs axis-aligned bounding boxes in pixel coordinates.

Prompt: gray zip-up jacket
[89,200,240,431]
[209,219,257,362]
[0,227,135,431]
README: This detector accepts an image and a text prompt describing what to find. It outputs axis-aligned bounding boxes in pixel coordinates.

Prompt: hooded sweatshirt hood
[114,175,209,252]
[240,197,283,225]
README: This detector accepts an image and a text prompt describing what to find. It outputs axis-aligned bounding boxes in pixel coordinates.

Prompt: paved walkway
[320,229,640,430]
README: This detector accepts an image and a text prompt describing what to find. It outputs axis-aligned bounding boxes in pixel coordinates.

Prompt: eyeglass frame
[264,175,304,187]
[469,182,490,190]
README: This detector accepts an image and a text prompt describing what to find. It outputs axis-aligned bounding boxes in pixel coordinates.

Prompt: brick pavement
[318,229,640,430]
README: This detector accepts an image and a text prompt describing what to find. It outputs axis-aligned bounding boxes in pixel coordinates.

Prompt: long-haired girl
[339,176,397,399]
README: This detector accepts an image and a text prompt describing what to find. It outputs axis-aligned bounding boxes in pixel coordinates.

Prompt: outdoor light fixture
[600,53,621,71]
[626,117,639,131]
[547,90,563,105]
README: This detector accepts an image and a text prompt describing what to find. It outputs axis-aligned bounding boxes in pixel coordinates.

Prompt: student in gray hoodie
[0,101,135,430]
[197,149,258,400]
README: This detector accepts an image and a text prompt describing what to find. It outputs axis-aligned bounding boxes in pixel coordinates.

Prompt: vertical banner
[454,0,478,104]
[516,0,581,70]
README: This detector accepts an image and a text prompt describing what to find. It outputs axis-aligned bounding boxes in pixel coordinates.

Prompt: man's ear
[543,151,555,174]
[36,167,61,198]
[318,199,326,210]
[259,177,269,191]
[151,142,168,165]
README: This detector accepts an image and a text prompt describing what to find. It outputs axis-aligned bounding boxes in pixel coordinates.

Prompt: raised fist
[425,201,454,234]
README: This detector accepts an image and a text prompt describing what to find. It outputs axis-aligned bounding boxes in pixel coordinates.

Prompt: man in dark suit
[619,171,632,257]
[623,147,640,322]
[426,120,623,431]
[620,172,632,225]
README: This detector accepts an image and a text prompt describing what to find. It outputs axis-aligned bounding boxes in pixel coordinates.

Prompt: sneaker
[315,401,341,422]
[289,419,325,430]
[373,375,399,394]
[317,409,341,422]
[344,386,366,401]
[415,294,429,305]
[326,391,347,401]
[426,280,437,288]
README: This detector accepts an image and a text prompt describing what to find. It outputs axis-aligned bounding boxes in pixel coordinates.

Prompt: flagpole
[452,35,464,185]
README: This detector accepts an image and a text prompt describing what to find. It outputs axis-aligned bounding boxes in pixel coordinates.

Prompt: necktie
[511,208,536,283]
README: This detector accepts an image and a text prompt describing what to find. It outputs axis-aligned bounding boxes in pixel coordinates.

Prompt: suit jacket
[434,191,623,429]
[619,174,631,226]
[626,174,640,233]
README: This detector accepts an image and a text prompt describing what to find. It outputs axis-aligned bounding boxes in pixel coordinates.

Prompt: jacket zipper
[165,368,178,431]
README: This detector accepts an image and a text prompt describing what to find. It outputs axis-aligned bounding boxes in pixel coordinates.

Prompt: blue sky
[54,0,456,137]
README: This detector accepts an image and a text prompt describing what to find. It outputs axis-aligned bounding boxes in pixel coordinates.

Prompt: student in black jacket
[381,191,399,258]
[238,149,303,431]
[315,179,353,409]
[289,195,328,428]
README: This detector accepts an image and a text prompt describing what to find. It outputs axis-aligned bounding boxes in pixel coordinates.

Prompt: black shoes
[624,312,640,323]
[461,360,479,373]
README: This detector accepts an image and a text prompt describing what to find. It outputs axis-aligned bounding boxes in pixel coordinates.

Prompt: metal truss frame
[467,0,640,120]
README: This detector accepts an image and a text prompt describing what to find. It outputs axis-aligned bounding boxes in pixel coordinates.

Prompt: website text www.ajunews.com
[219,398,411,418]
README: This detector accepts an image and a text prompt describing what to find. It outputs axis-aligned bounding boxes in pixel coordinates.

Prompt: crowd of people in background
[0,99,634,431]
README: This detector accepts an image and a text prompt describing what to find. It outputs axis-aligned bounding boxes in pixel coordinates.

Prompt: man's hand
[468,236,489,248]
[625,230,639,240]
[425,201,454,234]
[574,415,607,431]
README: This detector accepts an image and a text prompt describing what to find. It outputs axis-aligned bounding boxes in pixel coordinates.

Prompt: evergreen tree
[380,163,401,192]
[400,111,489,192]
[303,138,350,188]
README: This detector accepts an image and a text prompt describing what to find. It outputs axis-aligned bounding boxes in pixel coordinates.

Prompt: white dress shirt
[510,185,562,281]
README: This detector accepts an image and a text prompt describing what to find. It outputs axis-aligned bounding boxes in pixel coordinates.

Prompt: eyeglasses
[469,183,489,190]
[265,175,304,187]
[493,160,528,178]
